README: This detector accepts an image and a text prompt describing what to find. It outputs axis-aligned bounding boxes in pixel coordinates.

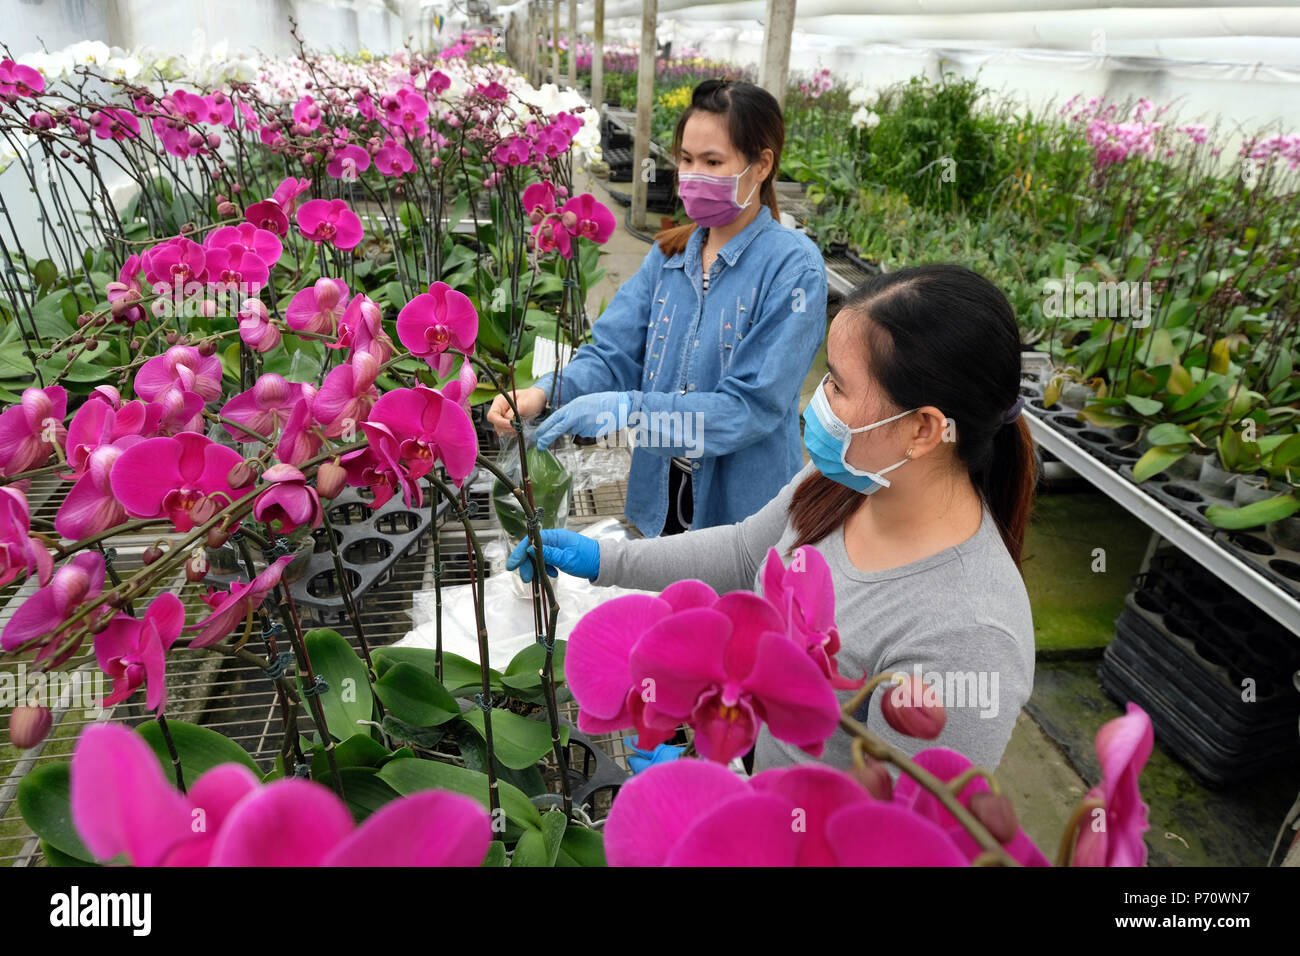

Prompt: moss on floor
[1027,660,1300,866]
[1022,491,1152,654]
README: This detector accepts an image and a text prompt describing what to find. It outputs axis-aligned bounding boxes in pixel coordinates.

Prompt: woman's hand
[486,386,547,435]
[506,529,601,582]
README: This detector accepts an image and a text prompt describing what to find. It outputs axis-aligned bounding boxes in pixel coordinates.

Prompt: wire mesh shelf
[0,447,636,866]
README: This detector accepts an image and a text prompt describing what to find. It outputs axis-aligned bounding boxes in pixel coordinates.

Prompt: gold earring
[906,447,914,459]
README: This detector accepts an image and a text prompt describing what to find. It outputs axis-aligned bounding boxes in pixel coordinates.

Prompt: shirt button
[692,461,701,470]
[693,339,699,346]
[687,383,696,391]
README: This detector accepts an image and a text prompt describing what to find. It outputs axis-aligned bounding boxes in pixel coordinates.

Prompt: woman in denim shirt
[488,79,828,538]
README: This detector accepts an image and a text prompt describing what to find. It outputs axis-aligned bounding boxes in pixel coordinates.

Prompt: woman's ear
[906,406,953,459]
[757,147,775,183]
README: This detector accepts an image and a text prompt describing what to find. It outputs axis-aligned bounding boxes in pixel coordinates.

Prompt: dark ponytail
[789,264,1037,568]
[655,79,784,257]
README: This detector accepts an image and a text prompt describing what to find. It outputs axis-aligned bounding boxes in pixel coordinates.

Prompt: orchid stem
[155,710,186,794]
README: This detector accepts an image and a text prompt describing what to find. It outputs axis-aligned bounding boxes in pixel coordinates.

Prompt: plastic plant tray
[1099,648,1299,789]
[532,715,630,814]
[203,476,465,624]
[1018,377,1300,605]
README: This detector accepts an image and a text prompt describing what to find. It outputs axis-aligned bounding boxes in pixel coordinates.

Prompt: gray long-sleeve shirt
[593,463,1036,774]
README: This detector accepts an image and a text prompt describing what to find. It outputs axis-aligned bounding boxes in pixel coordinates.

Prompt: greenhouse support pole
[532,1,543,85]
[631,0,657,231]
[552,0,561,84]
[759,0,797,111]
[592,0,605,108]
[568,0,578,89]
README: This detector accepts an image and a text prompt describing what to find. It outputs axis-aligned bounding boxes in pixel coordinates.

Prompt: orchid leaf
[373,662,460,727]
[16,762,96,865]
[137,719,259,789]
[1205,495,1300,530]
[303,628,374,741]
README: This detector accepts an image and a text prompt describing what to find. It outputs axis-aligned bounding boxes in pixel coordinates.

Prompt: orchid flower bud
[9,704,52,750]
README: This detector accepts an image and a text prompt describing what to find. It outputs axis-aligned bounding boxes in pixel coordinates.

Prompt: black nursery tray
[293,486,439,617]
[203,476,465,625]
[1017,368,1300,605]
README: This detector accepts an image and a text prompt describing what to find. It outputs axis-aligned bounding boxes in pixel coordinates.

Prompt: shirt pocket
[717,286,759,376]
[644,282,675,388]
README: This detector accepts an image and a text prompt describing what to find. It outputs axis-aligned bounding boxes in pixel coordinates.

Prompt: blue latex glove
[506,529,601,582]
[534,391,632,451]
[624,737,686,774]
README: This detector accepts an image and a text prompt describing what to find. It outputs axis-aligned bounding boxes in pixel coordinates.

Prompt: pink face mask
[677,163,756,227]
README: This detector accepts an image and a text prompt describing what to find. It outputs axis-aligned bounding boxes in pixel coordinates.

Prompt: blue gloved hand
[624,737,686,774]
[534,391,632,451]
[506,529,601,582]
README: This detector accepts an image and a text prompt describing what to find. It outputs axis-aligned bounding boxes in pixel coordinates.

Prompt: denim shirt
[534,204,828,537]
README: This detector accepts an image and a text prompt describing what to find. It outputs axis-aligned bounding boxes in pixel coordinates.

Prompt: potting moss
[1022,491,1152,653]
[1027,659,1300,867]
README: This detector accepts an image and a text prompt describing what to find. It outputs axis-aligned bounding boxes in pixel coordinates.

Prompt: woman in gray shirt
[509,264,1037,774]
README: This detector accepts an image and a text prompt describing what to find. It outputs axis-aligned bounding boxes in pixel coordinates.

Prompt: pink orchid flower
[146,388,206,436]
[110,433,254,533]
[532,216,573,258]
[0,486,53,589]
[238,299,281,353]
[134,345,223,403]
[440,358,478,412]
[55,437,144,541]
[375,140,414,176]
[395,281,478,369]
[313,354,381,438]
[604,759,969,866]
[0,386,67,478]
[326,143,371,181]
[202,91,235,127]
[327,293,386,355]
[292,94,323,132]
[244,199,290,237]
[522,181,556,222]
[630,591,843,762]
[276,398,323,467]
[286,277,349,334]
[761,546,864,689]
[63,391,153,478]
[105,254,146,324]
[71,723,492,866]
[368,386,478,484]
[493,136,532,167]
[297,199,364,251]
[205,222,283,270]
[1,552,106,663]
[567,585,841,762]
[272,176,312,215]
[186,555,294,649]
[1072,702,1154,866]
[0,58,45,97]
[559,193,616,245]
[89,107,140,142]
[167,88,205,123]
[237,299,280,351]
[204,240,270,291]
[141,236,208,291]
[893,748,1051,866]
[253,463,323,534]
[93,593,185,712]
[221,374,309,442]
[341,421,423,509]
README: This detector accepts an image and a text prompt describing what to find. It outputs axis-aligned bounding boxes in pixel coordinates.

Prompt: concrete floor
[574,167,1298,866]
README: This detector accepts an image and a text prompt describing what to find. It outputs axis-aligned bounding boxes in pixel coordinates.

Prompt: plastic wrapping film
[398,517,655,667]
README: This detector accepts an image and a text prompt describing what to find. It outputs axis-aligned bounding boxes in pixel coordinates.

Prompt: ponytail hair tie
[1002,395,1025,425]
